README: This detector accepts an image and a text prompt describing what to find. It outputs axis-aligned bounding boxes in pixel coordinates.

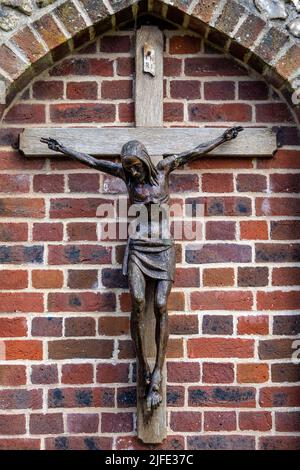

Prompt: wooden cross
[20,26,277,444]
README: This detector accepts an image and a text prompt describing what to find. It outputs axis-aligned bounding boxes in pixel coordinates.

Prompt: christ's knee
[155,295,168,318]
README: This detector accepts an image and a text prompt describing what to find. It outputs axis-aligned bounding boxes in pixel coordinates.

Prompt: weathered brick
[189,386,256,407]
[67,223,98,241]
[169,314,198,335]
[271,221,300,240]
[164,58,182,76]
[260,386,300,407]
[203,268,234,287]
[174,267,200,287]
[50,197,113,218]
[240,221,268,240]
[202,315,233,335]
[0,439,40,450]
[0,245,43,264]
[205,196,252,216]
[100,36,131,53]
[237,315,269,335]
[65,317,96,337]
[238,267,268,287]
[117,57,134,76]
[167,386,184,407]
[0,415,26,435]
[237,174,267,192]
[5,340,43,360]
[101,412,133,433]
[50,103,115,123]
[62,364,94,384]
[204,81,235,100]
[256,197,300,216]
[273,315,300,335]
[205,221,236,240]
[271,363,300,383]
[0,270,28,289]
[191,291,253,310]
[238,81,269,100]
[67,414,99,433]
[170,80,200,99]
[170,411,202,432]
[169,36,201,54]
[0,175,29,193]
[48,245,111,265]
[202,173,233,193]
[276,412,300,432]
[4,104,45,124]
[31,365,58,385]
[270,174,300,193]
[189,103,251,122]
[0,293,43,313]
[257,291,300,310]
[164,102,184,122]
[33,174,64,193]
[202,363,234,384]
[98,316,129,336]
[101,80,132,99]
[0,318,27,337]
[185,57,247,76]
[54,1,86,35]
[237,364,269,383]
[167,362,200,383]
[32,270,63,289]
[186,243,251,264]
[188,338,254,358]
[32,81,64,100]
[32,317,63,337]
[66,81,98,100]
[259,436,300,450]
[239,411,272,431]
[0,365,26,386]
[0,223,28,242]
[48,339,113,359]
[0,198,44,218]
[256,103,293,123]
[45,436,112,450]
[68,269,98,289]
[204,411,236,431]
[0,389,42,410]
[97,363,129,384]
[33,223,63,241]
[256,244,300,263]
[30,413,63,435]
[259,339,296,359]
[50,58,113,76]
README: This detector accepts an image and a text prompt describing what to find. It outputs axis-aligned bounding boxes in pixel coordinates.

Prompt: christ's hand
[40,137,64,153]
[223,126,244,141]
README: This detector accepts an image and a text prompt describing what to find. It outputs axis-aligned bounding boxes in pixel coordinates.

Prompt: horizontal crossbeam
[19,127,276,158]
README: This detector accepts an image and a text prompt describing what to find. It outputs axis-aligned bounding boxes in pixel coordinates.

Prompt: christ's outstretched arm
[40,137,125,180]
[157,126,244,174]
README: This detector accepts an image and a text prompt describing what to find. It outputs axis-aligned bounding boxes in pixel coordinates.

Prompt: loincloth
[122,237,176,281]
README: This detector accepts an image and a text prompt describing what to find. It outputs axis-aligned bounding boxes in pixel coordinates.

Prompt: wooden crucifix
[20,26,277,444]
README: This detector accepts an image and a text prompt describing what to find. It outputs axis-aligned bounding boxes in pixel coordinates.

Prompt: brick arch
[0,0,299,123]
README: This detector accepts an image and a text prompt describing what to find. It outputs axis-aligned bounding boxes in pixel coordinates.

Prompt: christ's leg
[146,279,172,410]
[128,261,151,391]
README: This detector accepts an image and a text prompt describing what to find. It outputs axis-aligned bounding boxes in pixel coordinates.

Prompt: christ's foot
[146,390,162,411]
[146,368,162,411]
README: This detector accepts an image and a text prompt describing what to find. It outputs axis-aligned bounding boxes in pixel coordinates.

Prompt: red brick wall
[0,28,299,450]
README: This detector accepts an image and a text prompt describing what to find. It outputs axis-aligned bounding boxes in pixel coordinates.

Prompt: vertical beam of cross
[135,26,167,444]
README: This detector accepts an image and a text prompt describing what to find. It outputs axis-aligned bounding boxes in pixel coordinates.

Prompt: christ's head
[120,140,158,185]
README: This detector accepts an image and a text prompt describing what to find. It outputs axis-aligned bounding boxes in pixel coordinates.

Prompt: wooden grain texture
[135,26,163,127]
[135,26,166,444]
[20,127,277,158]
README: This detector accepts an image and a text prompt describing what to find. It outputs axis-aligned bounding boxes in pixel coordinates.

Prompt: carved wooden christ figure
[41,126,243,411]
